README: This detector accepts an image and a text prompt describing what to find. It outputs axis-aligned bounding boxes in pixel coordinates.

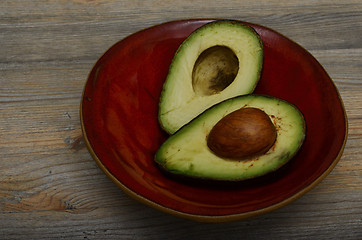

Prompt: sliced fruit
[155,95,306,181]
[159,20,264,134]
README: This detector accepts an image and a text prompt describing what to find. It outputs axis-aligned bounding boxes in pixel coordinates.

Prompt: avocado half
[155,95,306,181]
[159,20,264,134]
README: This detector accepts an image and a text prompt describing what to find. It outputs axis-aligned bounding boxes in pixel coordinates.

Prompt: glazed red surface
[82,20,347,216]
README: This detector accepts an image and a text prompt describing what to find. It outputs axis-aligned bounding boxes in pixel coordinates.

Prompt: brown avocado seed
[207,107,277,159]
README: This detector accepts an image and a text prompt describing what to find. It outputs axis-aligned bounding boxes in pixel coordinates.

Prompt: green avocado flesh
[155,95,306,181]
[159,20,263,134]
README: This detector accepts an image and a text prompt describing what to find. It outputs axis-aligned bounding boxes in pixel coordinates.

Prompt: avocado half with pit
[159,20,264,134]
[155,95,306,181]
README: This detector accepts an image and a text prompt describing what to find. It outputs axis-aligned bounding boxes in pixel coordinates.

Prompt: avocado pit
[192,46,239,96]
[207,107,277,159]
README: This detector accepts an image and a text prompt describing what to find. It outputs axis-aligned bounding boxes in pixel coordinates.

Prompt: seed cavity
[192,46,239,96]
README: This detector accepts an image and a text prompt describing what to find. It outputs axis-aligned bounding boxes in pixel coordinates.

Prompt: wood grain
[1,0,361,239]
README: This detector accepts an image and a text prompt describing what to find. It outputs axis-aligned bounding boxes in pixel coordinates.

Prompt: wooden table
[1,1,361,239]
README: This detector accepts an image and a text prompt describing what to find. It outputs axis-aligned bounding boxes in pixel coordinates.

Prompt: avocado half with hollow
[155,95,306,181]
[158,20,264,134]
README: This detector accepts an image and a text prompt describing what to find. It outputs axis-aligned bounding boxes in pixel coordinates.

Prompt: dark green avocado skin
[155,95,306,181]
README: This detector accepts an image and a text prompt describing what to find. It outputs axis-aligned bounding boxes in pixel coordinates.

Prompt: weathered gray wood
[0,0,361,239]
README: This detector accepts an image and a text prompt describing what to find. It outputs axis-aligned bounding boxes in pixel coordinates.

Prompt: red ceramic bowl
[81,19,347,222]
